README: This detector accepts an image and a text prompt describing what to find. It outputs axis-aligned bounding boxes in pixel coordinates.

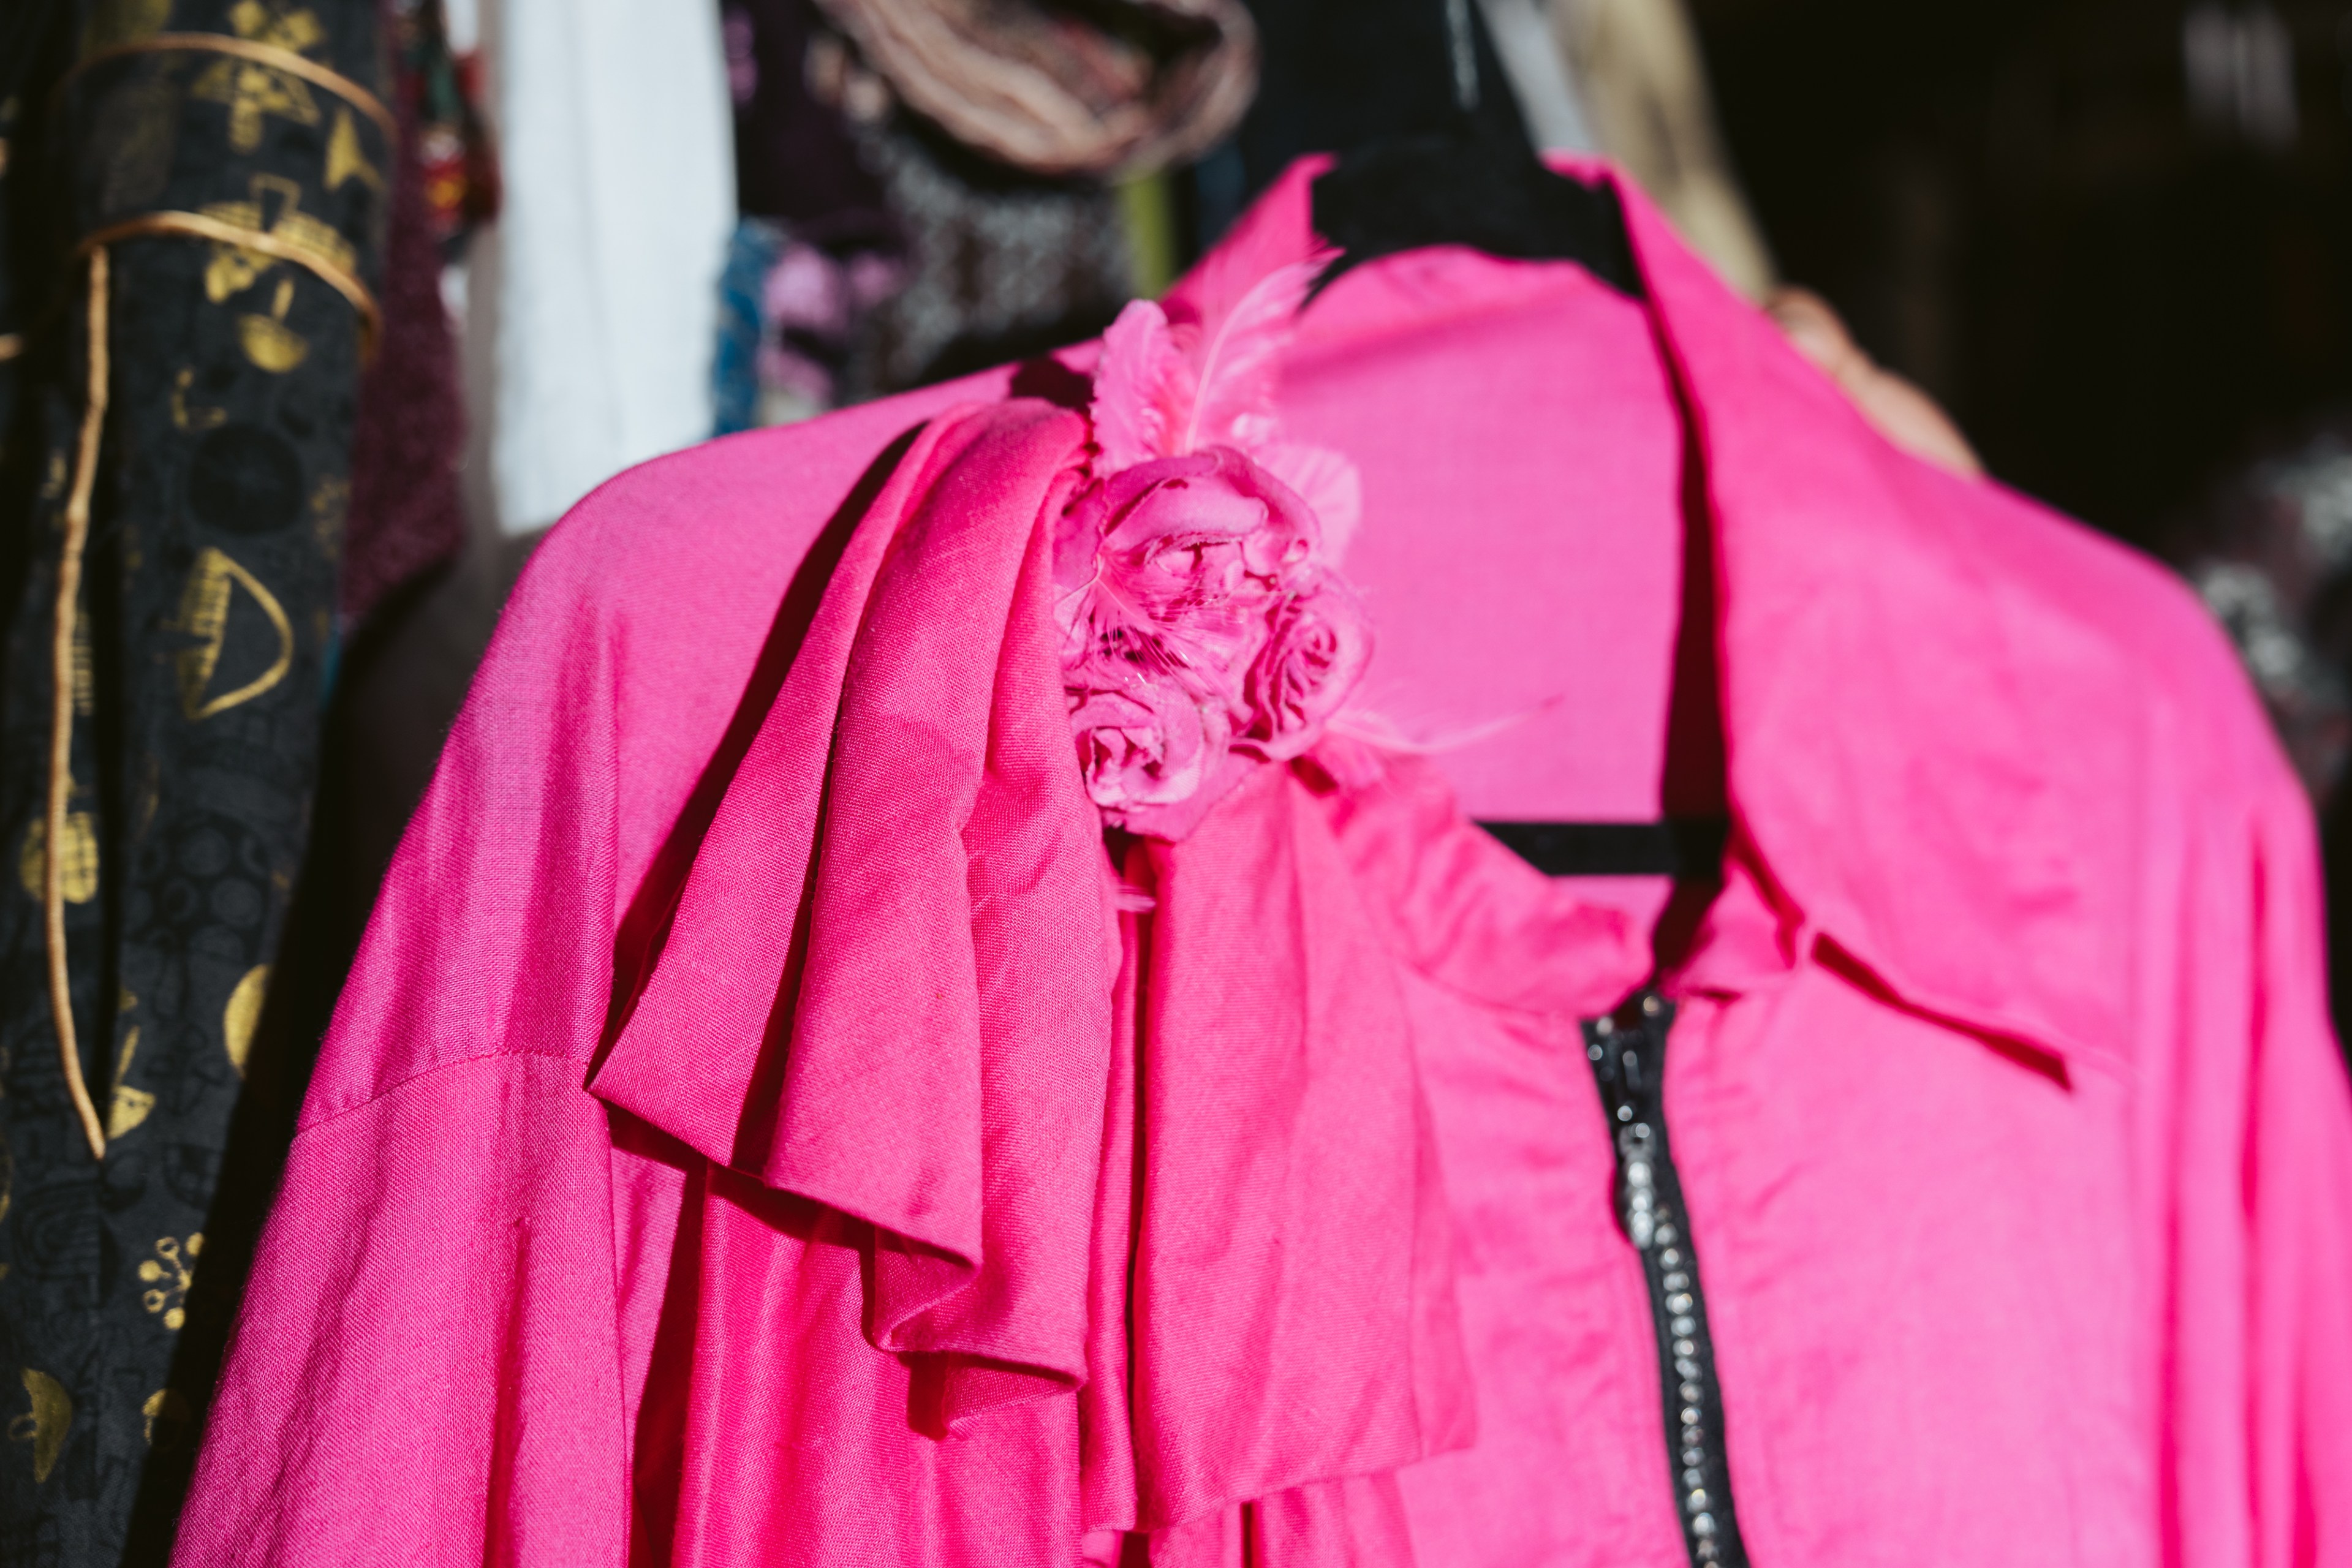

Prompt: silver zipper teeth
[1582,992,1749,1568]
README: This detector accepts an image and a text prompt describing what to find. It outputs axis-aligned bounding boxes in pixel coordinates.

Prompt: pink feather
[1092,300,1179,473]
[1258,442,1363,565]
[1091,243,1339,469]
[1166,257,1329,454]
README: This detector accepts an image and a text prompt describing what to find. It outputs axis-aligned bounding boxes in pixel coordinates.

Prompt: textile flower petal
[1063,264,1371,840]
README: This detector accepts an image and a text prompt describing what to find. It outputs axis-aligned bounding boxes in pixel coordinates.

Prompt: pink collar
[1193,157,2146,1079]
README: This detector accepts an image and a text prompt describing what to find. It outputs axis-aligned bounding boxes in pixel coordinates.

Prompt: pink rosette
[1067,677,1219,807]
[1059,448,1321,677]
[1065,667,1249,843]
[1238,578,1374,763]
[1058,262,1370,840]
[1092,449,1318,606]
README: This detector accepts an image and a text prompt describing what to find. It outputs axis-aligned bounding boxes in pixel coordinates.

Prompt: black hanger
[1305,1,1643,299]
[1288,4,1680,880]
[1478,818,1725,879]
[1312,134,1642,300]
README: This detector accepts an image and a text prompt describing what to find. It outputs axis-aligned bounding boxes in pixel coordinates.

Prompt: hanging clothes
[167,160,2351,1567]
[485,0,733,533]
[802,0,1258,401]
[0,1,390,1561]
[812,0,1257,180]
[841,122,1137,396]
[709,0,1255,429]
[711,0,901,433]
[388,0,495,262]
[341,0,471,630]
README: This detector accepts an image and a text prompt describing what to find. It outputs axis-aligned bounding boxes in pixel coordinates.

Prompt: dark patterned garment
[0,2,386,1562]
[341,0,464,627]
[845,118,1133,398]
[387,0,493,260]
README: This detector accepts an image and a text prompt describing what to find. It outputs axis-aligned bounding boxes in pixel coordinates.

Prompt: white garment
[485,0,735,534]
[442,0,480,53]
[1475,0,1596,153]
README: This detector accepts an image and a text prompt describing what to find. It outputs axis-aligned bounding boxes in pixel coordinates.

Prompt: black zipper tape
[1581,990,1749,1568]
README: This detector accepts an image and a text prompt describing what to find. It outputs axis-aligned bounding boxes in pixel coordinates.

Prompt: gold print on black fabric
[171,366,228,431]
[191,1,327,152]
[141,1389,191,1449]
[7,1370,70,1483]
[137,1235,201,1330]
[200,173,358,292]
[240,276,306,371]
[222,964,267,1077]
[168,547,293,720]
[324,105,380,193]
[3,0,384,1547]
[17,814,98,906]
[217,188,356,287]
[199,176,353,370]
[108,1027,154,1139]
[201,208,275,301]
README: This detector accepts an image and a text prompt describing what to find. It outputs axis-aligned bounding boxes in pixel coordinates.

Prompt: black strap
[1478,818,1728,879]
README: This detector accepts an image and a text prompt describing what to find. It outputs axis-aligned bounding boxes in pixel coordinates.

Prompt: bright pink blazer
[170,162,2352,1567]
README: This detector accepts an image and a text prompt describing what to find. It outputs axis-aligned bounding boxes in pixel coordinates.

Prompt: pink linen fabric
[170,161,2352,1567]
[589,391,1504,1556]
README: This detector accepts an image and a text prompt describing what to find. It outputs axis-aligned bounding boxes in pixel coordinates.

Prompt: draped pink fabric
[597,405,1121,1425]
[590,392,1505,1555]
[169,160,2352,1568]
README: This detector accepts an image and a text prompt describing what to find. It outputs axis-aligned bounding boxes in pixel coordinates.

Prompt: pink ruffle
[595,399,1503,1561]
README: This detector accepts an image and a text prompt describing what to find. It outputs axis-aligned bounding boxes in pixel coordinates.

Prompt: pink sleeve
[167,436,664,1566]
[2245,780,2352,1568]
[2159,751,2352,1568]
[168,1055,632,1565]
[167,394,1020,1566]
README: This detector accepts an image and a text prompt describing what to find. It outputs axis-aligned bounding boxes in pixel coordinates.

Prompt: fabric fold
[771,403,1111,1407]
[600,398,1111,1415]
[1131,764,1474,1527]
[595,394,1476,1557]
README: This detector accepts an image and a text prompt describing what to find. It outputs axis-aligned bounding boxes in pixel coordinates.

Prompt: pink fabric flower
[1065,679,1238,843]
[1241,581,1373,762]
[1057,446,1371,837]
[1063,450,1315,660]
[1062,262,1370,839]
[1098,450,1316,601]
